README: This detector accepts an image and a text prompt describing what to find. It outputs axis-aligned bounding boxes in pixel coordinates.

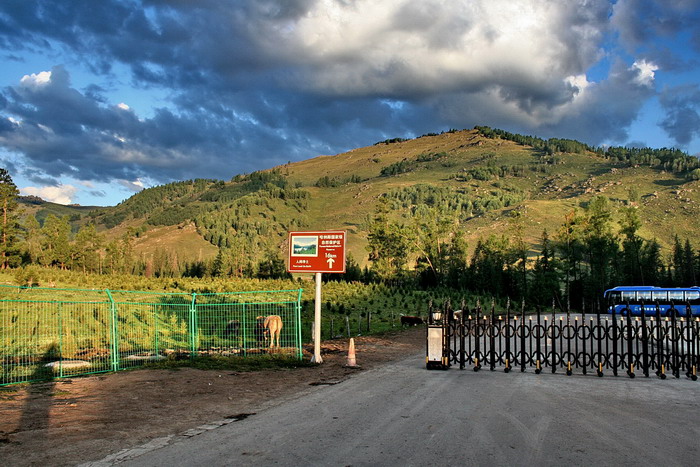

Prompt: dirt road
[0,328,424,466]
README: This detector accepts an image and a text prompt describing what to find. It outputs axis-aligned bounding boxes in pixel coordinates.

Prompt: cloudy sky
[1,0,699,206]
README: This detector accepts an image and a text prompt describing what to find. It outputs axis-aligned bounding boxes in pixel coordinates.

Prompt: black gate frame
[431,299,698,380]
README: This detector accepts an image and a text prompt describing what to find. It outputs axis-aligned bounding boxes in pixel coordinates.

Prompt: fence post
[612,305,619,377]
[489,301,495,371]
[656,302,666,379]
[685,304,692,379]
[693,318,699,381]
[596,304,603,377]
[581,300,587,376]
[641,303,649,378]
[154,303,159,359]
[105,289,119,372]
[535,306,542,374]
[504,298,511,373]
[626,308,635,378]
[551,300,556,374]
[242,302,248,357]
[671,303,679,378]
[460,299,466,370]
[296,289,304,360]
[520,300,526,373]
[190,293,197,358]
[474,299,481,371]
[58,301,64,378]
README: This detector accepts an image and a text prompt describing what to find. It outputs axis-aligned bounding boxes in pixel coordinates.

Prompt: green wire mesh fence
[0,285,303,386]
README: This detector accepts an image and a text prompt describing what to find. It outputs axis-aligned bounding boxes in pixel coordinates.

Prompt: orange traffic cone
[346,338,357,367]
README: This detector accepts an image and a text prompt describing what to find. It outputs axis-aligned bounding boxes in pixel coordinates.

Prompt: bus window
[621,291,636,301]
[652,290,667,301]
[606,291,621,302]
[685,290,700,301]
[637,290,652,301]
[668,290,684,301]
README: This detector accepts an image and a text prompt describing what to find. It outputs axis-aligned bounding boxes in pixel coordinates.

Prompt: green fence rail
[0,285,303,386]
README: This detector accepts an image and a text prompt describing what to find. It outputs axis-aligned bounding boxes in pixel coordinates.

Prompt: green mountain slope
[48,128,700,268]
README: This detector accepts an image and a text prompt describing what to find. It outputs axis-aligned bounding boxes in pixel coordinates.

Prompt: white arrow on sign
[326,257,335,268]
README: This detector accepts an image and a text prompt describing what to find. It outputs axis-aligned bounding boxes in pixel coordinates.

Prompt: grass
[132,223,218,262]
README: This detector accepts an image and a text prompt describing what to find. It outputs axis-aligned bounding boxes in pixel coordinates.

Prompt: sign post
[288,230,346,363]
[313,272,322,363]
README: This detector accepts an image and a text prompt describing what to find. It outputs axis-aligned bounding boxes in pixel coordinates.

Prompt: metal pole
[105,289,119,372]
[190,293,197,358]
[296,289,304,360]
[311,272,323,363]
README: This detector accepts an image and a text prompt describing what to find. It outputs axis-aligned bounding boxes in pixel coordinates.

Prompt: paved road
[107,351,698,467]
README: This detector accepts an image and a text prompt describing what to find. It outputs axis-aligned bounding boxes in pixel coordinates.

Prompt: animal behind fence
[260,315,283,348]
[0,287,303,386]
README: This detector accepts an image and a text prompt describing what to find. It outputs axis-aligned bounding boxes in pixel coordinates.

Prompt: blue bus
[604,286,700,317]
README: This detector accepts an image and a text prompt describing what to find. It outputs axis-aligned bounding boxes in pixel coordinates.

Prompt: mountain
[34,127,700,268]
[18,196,103,231]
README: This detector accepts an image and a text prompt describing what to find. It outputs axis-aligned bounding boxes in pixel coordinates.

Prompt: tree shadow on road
[14,344,59,445]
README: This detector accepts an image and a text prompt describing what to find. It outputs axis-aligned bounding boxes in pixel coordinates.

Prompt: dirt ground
[0,327,424,466]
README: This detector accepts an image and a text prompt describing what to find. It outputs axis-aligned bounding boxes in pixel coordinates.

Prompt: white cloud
[566,75,592,95]
[118,178,146,192]
[117,102,130,110]
[631,60,658,87]
[21,184,78,204]
[274,0,608,101]
[19,70,52,88]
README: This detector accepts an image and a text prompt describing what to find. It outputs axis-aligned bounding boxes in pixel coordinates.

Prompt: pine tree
[619,206,644,284]
[530,230,560,307]
[40,214,71,268]
[0,169,20,269]
[72,224,103,273]
[211,249,225,277]
[256,249,290,280]
[682,239,696,285]
[582,196,619,305]
[555,209,585,309]
[23,215,42,264]
[640,239,663,286]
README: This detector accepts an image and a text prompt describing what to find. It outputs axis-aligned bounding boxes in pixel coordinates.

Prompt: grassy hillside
[19,128,700,270]
[278,128,700,259]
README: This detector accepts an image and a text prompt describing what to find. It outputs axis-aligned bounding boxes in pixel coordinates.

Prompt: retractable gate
[427,300,699,380]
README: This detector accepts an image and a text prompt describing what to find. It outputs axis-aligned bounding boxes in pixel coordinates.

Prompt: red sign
[288,230,346,273]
